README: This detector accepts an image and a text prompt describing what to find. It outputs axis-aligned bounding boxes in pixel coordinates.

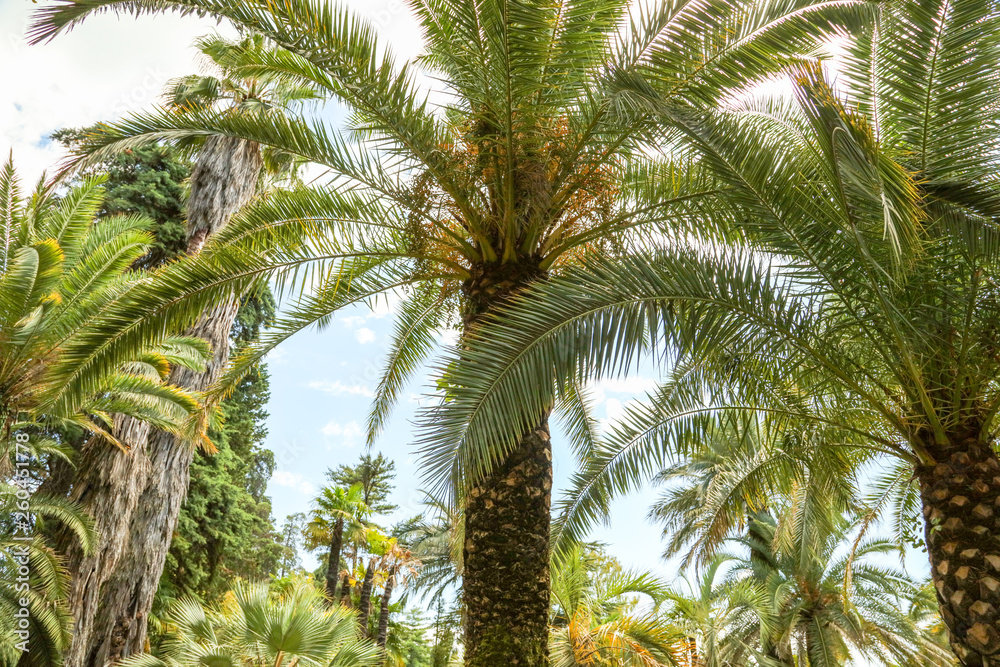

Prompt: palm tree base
[918,439,1000,666]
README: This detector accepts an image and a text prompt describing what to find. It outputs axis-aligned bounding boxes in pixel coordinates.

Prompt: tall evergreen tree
[327,454,398,516]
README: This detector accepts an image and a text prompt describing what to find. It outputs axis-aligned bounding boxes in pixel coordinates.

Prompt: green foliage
[52,129,191,269]
[549,545,682,667]
[386,610,434,667]
[0,484,94,667]
[118,580,382,667]
[278,512,308,578]
[326,453,398,516]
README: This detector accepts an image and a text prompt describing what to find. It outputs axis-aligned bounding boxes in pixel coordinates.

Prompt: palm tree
[729,509,946,667]
[32,0,873,662]
[1,487,93,667]
[412,0,1000,660]
[0,159,207,667]
[548,545,684,667]
[51,35,319,667]
[113,581,382,667]
[647,416,859,568]
[374,541,421,652]
[661,558,763,667]
[304,483,369,601]
[357,528,392,637]
[0,157,206,445]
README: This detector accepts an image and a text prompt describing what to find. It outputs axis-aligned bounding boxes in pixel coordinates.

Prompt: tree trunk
[325,518,344,601]
[917,438,1000,666]
[357,557,377,636]
[61,418,151,667]
[340,571,352,607]
[68,136,262,667]
[376,570,396,651]
[460,259,552,667]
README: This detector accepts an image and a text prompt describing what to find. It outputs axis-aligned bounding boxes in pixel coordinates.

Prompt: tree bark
[68,136,262,667]
[340,571,352,607]
[61,418,151,667]
[325,518,344,601]
[357,557,377,636]
[917,438,1000,666]
[460,259,552,667]
[376,570,396,651]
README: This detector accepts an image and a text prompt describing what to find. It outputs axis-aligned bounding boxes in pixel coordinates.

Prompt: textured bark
[67,136,262,667]
[340,572,352,607]
[325,518,344,601]
[357,557,377,635]
[461,259,552,667]
[376,570,395,651]
[62,418,152,667]
[917,439,1000,667]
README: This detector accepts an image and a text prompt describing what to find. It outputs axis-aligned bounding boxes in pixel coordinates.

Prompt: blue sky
[261,298,669,573]
[1,0,674,579]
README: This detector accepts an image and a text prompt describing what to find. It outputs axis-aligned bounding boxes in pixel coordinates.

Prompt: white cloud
[355,327,376,344]
[340,315,367,328]
[434,326,461,346]
[1,5,217,182]
[321,420,363,446]
[604,398,624,422]
[271,470,316,495]
[265,346,289,364]
[308,379,374,397]
[588,376,659,406]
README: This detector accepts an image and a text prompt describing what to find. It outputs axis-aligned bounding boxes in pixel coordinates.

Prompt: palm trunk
[460,260,552,667]
[376,569,396,651]
[917,438,1000,666]
[340,571,352,607]
[357,557,377,636]
[68,136,262,667]
[325,518,345,601]
[61,418,152,667]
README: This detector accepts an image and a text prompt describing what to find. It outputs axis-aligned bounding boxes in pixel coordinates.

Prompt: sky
[1,0,673,578]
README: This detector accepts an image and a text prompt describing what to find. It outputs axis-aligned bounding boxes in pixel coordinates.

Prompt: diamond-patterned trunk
[917,439,1000,666]
[461,259,552,667]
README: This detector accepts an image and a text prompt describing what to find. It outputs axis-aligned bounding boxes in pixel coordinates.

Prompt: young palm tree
[548,545,684,667]
[32,0,872,662]
[304,483,369,601]
[0,158,206,443]
[113,581,381,667]
[0,488,93,667]
[661,557,763,667]
[414,0,1000,661]
[374,541,421,652]
[729,509,946,667]
[647,416,859,568]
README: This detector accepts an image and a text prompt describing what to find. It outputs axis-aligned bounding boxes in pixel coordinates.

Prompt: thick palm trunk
[376,570,395,651]
[357,557,377,635]
[68,136,262,667]
[61,418,151,667]
[325,518,344,601]
[917,438,1000,666]
[461,260,552,667]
